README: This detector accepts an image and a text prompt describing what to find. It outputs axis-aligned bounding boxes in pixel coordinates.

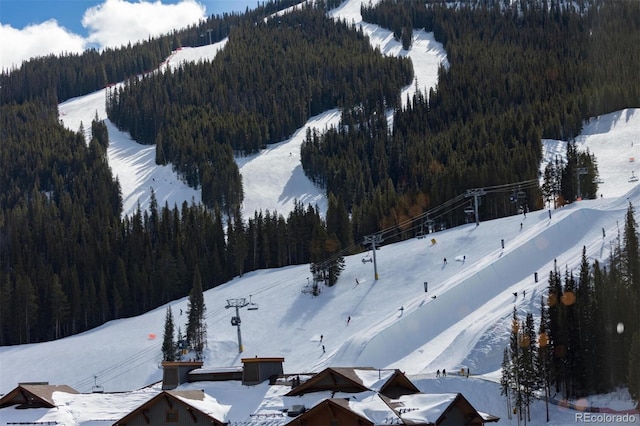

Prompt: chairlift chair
[92,376,104,393]
[629,171,639,183]
[247,294,258,310]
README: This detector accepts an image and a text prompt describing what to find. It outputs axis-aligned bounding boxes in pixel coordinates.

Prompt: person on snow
[436,369,440,377]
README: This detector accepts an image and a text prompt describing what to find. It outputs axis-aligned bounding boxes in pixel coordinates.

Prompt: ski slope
[1,115,638,426]
[2,0,639,423]
[58,0,448,219]
[1,107,638,397]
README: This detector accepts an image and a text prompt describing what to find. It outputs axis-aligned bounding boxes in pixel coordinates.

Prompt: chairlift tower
[363,234,383,280]
[576,167,588,199]
[225,296,258,353]
[465,188,486,226]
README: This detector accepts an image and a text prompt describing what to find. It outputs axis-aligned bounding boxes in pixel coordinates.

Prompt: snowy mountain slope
[1,109,637,398]
[58,0,448,219]
[1,127,638,426]
[3,0,639,423]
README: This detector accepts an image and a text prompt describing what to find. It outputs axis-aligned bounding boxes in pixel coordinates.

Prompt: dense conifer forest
[301,0,639,241]
[502,203,640,420]
[106,5,413,211]
[1,0,638,346]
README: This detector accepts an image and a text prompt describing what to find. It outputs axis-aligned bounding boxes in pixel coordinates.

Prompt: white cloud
[83,0,206,49]
[0,1,206,70]
[0,20,87,70]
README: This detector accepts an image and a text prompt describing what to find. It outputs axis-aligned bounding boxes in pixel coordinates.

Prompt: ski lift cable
[72,340,162,390]
[314,178,540,280]
[316,193,473,270]
[75,275,310,391]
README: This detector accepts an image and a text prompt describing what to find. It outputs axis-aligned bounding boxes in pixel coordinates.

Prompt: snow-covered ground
[1,107,638,424]
[3,0,640,424]
[58,0,448,219]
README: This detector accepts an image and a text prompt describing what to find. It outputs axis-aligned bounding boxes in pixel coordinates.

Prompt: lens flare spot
[561,291,575,306]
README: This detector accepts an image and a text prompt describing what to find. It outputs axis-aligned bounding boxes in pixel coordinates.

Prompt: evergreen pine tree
[627,330,640,400]
[563,268,581,399]
[537,296,552,422]
[622,202,639,295]
[509,308,524,422]
[50,275,69,340]
[161,307,176,361]
[176,326,184,360]
[186,267,207,360]
[547,266,567,396]
[521,313,538,423]
[577,246,597,395]
[500,346,513,420]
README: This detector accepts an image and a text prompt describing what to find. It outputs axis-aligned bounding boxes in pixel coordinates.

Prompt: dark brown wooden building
[112,390,228,426]
[285,392,499,425]
[0,383,78,409]
[285,367,419,398]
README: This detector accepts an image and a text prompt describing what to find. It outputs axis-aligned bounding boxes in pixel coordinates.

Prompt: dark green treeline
[105,5,413,211]
[0,0,317,108]
[2,0,639,347]
[0,104,338,345]
[300,0,639,242]
[502,203,640,421]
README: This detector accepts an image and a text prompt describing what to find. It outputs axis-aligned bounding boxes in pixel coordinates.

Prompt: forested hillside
[0,101,338,344]
[301,0,640,241]
[0,0,313,108]
[106,5,413,211]
[502,202,640,417]
[1,0,638,346]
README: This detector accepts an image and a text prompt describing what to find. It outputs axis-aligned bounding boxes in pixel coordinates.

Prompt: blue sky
[0,0,257,69]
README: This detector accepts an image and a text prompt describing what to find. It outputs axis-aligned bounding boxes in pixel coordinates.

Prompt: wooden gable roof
[379,369,421,398]
[0,384,78,409]
[285,367,419,398]
[285,398,374,426]
[112,390,226,426]
[435,393,487,425]
[285,367,368,396]
[383,392,491,425]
